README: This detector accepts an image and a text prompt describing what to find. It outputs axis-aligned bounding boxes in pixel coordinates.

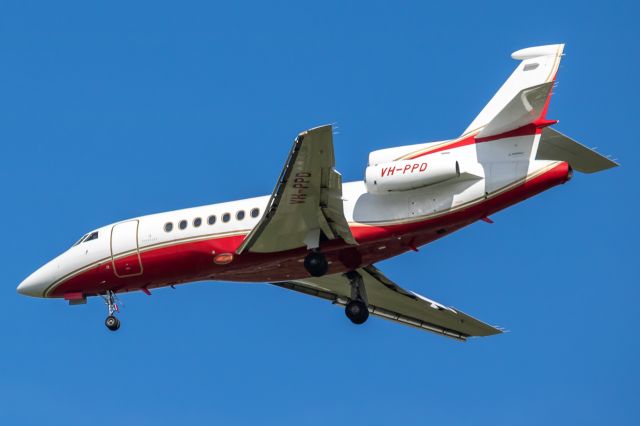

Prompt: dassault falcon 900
[18,44,617,340]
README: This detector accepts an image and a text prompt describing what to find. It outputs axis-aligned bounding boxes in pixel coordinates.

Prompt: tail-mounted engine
[365,158,461,194]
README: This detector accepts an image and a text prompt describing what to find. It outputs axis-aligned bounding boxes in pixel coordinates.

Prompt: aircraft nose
[17,263,56,298]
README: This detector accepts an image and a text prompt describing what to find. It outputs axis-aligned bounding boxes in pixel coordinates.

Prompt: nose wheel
[105,315,120,331]
[102,290,121,332]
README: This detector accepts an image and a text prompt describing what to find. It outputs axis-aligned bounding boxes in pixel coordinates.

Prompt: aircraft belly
[46,161,570,297]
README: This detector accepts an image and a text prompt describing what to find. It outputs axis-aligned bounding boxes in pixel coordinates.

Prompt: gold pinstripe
[43,161,563,297]
[43,229,252,297]
[347,162,562,228]
[394,133,477,161]
[396,45,564,160]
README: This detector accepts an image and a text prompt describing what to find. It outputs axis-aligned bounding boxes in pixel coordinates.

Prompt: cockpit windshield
[72,234,87,247]
[84,231,99,242]
[71,231,99,247]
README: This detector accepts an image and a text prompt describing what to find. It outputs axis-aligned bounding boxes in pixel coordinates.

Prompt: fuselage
[17,134,571,300]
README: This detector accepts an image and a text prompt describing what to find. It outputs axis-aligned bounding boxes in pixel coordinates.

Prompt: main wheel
[105,315,120,331]
[304,251,328,277]
[345,300,369,325]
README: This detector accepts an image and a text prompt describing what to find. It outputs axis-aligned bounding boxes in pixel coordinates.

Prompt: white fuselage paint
[17,134,559,298]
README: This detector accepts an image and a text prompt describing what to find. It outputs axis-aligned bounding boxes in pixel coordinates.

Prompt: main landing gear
[304,250,328,277]
[102,290,121,332]
[344,271,369,325]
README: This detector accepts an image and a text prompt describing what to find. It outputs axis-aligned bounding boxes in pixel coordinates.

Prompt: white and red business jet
[18,44,616,339]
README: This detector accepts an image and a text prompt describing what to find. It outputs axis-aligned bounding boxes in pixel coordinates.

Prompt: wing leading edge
[273,265,502,341]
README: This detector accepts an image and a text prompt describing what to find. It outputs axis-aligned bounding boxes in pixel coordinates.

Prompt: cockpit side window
[72,234,88,247]
[71,231,99,248]
[84,231,99,242]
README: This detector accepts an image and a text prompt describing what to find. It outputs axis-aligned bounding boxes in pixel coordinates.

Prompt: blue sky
[2,1,638,424]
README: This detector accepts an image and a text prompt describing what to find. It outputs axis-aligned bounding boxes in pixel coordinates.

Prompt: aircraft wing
[236,125,356,254]
[272,265,502,341]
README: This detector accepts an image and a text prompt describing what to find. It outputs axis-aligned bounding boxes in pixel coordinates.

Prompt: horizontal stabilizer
[477,82,553,138]
[537,127,618,173]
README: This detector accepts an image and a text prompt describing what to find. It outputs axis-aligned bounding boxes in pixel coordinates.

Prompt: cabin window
[250,208,260,218]
[193,217,202,227]
[236,210,245,220]
[222,213,231,223]
[208,215,216,225]
[164,222,173,232]
[179,220,187,230]
[84,231,99,242]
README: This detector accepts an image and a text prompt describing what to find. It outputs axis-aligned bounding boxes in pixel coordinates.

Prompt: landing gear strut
[102,290,121,332]
[344,271,369,325]
[304,250,328,277]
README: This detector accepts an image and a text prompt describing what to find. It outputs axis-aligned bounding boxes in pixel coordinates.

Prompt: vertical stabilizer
[463,44,564,137]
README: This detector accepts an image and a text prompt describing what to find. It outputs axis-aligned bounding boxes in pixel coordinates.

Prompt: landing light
[214,253,234,265]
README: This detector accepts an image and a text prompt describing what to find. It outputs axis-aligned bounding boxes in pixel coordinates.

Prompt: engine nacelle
[365,158,460,194]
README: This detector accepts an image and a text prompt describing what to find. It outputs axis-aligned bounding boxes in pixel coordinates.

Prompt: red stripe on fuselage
[403,135,476,160]
[406,75,558,160]
[407,117,557,159]
[47,162,571,298]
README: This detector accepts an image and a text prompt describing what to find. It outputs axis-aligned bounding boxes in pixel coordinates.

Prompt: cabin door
[110,220,143,278]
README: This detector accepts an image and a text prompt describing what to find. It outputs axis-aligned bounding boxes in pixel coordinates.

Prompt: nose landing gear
[102,290,121,331]
[105,315,120,331]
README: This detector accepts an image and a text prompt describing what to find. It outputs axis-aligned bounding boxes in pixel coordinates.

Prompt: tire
[105,315,120,331]
[345,300,369,325]
[304,251,328,277]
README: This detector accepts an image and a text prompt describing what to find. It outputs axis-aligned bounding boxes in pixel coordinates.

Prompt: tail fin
[463,44,565,137]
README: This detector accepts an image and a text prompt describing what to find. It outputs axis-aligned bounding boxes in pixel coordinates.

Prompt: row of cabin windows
[164,208,260,233]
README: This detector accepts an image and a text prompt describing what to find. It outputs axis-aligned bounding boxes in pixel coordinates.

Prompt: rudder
[463,44,564,137]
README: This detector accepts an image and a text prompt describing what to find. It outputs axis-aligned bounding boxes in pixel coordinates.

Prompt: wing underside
[273,265,502,341]
[236,125,355,254]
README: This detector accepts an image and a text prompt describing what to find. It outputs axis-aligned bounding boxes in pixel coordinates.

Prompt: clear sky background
[2,1,638,425]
